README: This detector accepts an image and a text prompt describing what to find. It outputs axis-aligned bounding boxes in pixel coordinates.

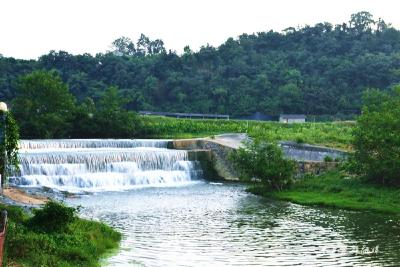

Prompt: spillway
[10,139,202,192]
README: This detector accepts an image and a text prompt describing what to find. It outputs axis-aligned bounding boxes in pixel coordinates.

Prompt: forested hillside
[1,11,399,117]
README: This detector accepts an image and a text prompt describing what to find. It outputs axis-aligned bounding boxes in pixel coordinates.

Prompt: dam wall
[171,139,239,181]
[170,135,347,181]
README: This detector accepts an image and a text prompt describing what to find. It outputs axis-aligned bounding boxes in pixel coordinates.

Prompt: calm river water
[67,182,400,267]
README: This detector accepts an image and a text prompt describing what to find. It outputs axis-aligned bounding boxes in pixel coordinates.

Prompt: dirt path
[2,188,48,205]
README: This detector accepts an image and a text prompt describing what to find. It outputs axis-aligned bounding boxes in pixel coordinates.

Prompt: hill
[1,11,399,117]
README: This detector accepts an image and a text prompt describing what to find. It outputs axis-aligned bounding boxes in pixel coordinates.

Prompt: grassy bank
[2,203,121,267]
[248,171,400,214]
[141,116,354,150]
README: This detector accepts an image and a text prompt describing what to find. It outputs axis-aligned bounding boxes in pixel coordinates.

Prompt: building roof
[241,112,275,121]
[279,114,306,119]
[138,111,229,119]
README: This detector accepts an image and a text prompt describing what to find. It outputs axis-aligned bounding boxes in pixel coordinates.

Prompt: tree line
[1,11,400,119]
[12,71,142,139]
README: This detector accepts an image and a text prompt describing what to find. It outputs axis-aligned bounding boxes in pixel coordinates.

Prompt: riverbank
[2,188,48,205]
[248,171,400,215]
[1,200,121,266]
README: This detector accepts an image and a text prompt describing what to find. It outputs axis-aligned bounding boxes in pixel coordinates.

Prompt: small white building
[279,114,306,123]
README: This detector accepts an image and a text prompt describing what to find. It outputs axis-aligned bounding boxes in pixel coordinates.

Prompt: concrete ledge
[172,139,239,181]
[187,149,212,161]
[280,141,348,162]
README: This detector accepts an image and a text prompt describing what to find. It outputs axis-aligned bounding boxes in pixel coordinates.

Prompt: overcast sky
[1,0,399,59]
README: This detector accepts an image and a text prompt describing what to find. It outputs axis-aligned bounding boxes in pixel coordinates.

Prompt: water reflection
[67,183,400,267]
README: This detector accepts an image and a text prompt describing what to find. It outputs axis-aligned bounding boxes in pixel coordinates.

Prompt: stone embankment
[170,134,348,181]
[170,134,247,181]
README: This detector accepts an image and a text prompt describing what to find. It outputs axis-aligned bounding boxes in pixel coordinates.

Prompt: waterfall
[10,139,202,192]
[19,139,170,150]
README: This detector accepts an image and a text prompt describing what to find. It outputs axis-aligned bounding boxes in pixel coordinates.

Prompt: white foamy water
[19,139,170,150]
[10,139,202,192]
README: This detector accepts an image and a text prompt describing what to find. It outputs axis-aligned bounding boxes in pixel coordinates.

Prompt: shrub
[229,140,296,191]
[353,86,400,187]
[324,156,333,162]
[28,201,77,233]
[4,204,121,267]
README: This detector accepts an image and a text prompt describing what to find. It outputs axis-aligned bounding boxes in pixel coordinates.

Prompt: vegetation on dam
[3,201,121,267]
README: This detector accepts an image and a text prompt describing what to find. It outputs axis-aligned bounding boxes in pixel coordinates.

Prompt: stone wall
[296,161,339,176]
[171,138,342,181]
[171,139,239,181]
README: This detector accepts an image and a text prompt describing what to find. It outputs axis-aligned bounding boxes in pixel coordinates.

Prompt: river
[10,139,400,267]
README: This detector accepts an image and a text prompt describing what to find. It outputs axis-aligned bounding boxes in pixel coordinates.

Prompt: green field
[141,116,355,150]
[249,171,400,215]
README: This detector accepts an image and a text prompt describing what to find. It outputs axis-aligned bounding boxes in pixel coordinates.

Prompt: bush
[229,140,296,191]
[324,156,333,162]
[4,203,121,267]
[28,201,77,233]
[353,86,400,186]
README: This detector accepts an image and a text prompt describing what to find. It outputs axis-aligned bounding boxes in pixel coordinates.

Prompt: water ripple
[68,183,400,267]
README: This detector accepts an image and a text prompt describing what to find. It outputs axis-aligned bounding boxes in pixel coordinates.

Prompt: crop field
[141,116,355,150]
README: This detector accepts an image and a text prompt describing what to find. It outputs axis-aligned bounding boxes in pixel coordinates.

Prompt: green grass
[248,171,400,214]
[141,116,354,150]
[1,203,121,267]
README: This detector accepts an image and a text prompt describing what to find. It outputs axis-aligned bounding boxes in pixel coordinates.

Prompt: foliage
[13,70,76,138]
[1,203,121,267]
[0,111,20,185]
[89,86,142,138]
[230,140,296,191]
[250,171,400,214]
[28,201,77,233]
[4,112,19,172]
[352,86,400,187]
[0,13,399,119]
[12,71,142,139]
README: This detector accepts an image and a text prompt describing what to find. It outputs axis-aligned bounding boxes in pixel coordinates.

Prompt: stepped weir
[10,139,203,192]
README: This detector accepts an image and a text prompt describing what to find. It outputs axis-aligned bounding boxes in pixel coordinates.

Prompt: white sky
[1,0,399,60]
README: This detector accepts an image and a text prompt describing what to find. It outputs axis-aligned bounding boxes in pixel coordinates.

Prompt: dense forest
[1,11,399,118]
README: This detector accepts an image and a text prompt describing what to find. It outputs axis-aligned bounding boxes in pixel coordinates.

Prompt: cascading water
[10,139,202,192]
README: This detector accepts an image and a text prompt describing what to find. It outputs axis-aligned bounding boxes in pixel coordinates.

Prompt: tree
[70,97,98,138]
[349,11,375,34]
[136,34,151,56]
[93,86,142,138]
[12,71,76,138]
[230,140,296,191]
[353,86,400,186]
[111,36,136,56]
